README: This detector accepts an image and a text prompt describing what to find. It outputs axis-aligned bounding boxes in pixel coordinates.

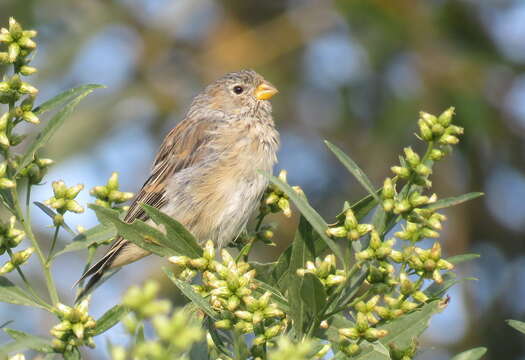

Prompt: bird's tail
[74,243,123,303]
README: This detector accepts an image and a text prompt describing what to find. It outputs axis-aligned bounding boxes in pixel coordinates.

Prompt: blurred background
[0,0,524,358]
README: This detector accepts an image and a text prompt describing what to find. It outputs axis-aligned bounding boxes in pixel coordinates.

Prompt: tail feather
[74,243,124,302]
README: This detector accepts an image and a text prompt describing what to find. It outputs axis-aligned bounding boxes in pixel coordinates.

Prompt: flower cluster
[45,180,84,215]
[0,17,37,65]
[170,242,286,357]
[90,172,134,211]
[0,216,25,254]
[18,156,54,185]
[297,254,346,289]
[261,170,296,218]
[0,247,33,275]
[338,297,388,356]
[114,281,203,360]
[326,208,373,241]
[51,299,97,353]
[267,337,327,360]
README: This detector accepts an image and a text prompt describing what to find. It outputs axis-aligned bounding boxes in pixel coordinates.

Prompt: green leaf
[17,84,104,173]
[300,273,327,318]
[4,328,53,353]
[0,277,46,309]
[353,342,391,360]
[286,216,319,336]
[92,304,129,335]
[142,204,202,258]
[316,314,354,343]
[324,141,381,203]
[163,268,218,320]
[267,174,344,264]
[33,84,104,115]
[34,201,75,235]
[507,319,525,334]
[447,253,480,265]
[54,223,117,257]
[451,347,487,360]
[425,192,484,211]
[379,300,444,349]
[89,204,174,257]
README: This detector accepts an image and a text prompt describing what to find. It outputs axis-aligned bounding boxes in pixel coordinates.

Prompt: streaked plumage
[77,70,279,298]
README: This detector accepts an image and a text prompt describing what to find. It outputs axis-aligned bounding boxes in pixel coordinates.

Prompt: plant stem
[6,248,51,310]
[47,225,60,260]
[11,185,60,305]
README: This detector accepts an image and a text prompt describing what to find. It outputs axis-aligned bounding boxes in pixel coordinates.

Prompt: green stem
[6,248,51,310]
[11,185,60,305]
[47,225,60,260]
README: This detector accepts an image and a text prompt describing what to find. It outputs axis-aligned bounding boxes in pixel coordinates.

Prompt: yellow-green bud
[391,166,410,178]
[438,107,454,127]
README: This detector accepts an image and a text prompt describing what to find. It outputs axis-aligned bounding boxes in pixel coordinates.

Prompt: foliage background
[0,0,522,359]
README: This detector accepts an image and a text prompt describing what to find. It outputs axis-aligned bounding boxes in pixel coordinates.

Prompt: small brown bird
[77,70,279,297]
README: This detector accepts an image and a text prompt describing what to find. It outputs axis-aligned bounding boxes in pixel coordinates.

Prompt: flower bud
[391,166,410,178]
[338,327,359,340]
[277,198,292,217]
[326,226,347,238]
[438,107,455,127]
[19,65,37,76]
[383,178,395,199]
[264,324,281,338]
[404,147,420,166]
[429,148,445,161]
[0,178,15,189]
[364,328,388,341]
[214,319,232,329]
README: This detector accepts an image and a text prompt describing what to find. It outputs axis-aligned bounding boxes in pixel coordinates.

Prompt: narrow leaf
[142,204,202,258]
[447,253,480,265]
[89,204,173,257]
[425,192,484,211]
[164,268,218,319]
[451,347,487,360]
[267,174,344,263]
[33,84,104,115]
[4,328,53,353]
[325,141,381,202]
[34,201,75,235]
[379,300,445,349]
[300,273,327,317]
[92,305,129,335]
[18,84,104,172]
[507,319,525,334]
[0,277,45,309]
[54,223,116,257]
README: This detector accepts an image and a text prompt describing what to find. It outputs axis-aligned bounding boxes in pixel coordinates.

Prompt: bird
[76,69,280,299]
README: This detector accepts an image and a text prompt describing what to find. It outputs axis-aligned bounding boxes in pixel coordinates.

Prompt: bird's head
[195,69,278,117]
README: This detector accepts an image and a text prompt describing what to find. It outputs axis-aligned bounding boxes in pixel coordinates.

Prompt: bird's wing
[75,117,214,297]
[123,117,214,223]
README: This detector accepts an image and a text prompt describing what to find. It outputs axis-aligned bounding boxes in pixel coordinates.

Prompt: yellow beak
[254,82,278,100]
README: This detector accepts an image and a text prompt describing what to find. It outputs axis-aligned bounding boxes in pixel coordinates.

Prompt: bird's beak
[254,82,278,100]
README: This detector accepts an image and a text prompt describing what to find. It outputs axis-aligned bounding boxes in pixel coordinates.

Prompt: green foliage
[0,17,488,360]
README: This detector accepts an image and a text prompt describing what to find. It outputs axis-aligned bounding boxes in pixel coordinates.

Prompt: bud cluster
[0,247,34,275]
[326,208,373,241]
[170,242,286,357]
[296,254,346,289]
[44,180,84,215]
[0,216,25,254]
[116,281,203,360]
[18,156,54,185]
[338,297,388,356]
[260,170,300,218]
[90,172,134,211]
[0,17,37,65]
[418,107,463,147]
[51,299,96,353]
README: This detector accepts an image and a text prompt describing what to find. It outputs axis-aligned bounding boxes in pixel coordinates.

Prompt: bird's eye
[233,85,244,94]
